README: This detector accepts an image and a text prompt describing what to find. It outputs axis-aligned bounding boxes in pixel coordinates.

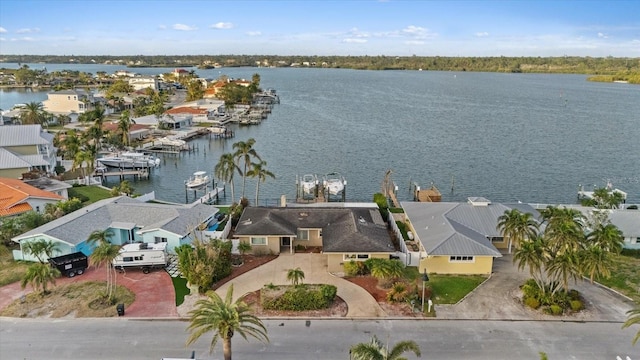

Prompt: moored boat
[97,152,160,169]
[300,174,318,194]
[185,171,210,189]
[324,172,346,196]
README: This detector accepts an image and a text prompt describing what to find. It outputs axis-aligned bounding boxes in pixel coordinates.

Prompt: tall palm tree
[215,153,240,204]
[73,150,93,178]
[186,284,269,360]
[246,160,275,206]
[580,244,613,284]
[232,138,261,201]
[512,235,549,291]
[622,306,640,345]
[349,335,421,360]
[90,241,120,300]
[19,101,47,125]
[117,110,133,146]
[21,262,61,295]
[547,252,580,294]
[542,207,585,255]
[286,268,305,286]
[21,239,60,263]
[497,209,539,253]
[87,229,114,246]
[587,223,624,254]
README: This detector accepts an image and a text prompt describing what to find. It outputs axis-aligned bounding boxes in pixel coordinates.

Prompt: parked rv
[113,242,168,274]
[48,252,89,278]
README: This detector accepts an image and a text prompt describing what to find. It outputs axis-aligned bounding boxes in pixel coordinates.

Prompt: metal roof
[0,148,31,170]
[0,125,52,146]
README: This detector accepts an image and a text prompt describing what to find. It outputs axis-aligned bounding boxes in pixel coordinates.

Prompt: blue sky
[1,0,639,57]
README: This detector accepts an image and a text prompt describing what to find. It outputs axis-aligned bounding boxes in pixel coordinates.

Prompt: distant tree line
[1,54,638,75]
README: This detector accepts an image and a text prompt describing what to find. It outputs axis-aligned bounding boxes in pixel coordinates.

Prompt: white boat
[157,136,186,147]
[300,174,318,194]
[185,171,210,189]
[97,152,160,169]
[324,172,346,196]
[209,125,228,135]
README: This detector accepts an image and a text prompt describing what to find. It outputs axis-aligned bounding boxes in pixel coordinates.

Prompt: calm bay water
[2,63,639,205]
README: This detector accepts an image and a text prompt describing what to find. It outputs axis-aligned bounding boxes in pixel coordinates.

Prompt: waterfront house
[11,196,219,262]
[0,177,64,218]
[0,125,57,178]
[609,210,640,249]
[42,89,94,115]
[165,106,213,123]
[23,176,71,200]
[128,76,160,91]
[233,204,395,273]
[401,198,541,275]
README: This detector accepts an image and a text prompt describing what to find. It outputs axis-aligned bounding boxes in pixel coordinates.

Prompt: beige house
[0,125,57,178]
[42,89,94,114]
[233,205,395,273]
[401,198,540,275]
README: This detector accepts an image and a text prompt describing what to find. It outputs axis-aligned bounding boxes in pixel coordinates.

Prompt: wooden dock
[413,183,442,202]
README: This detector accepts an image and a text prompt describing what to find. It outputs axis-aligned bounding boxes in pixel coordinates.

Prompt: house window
[343,254,369,261]
[297,229,309,241]
[490,237,504,243]
[449,256,475,262]
[154,237,167,243]
[251,237,267,246]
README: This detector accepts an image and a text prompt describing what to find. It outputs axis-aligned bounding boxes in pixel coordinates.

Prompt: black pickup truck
[48,252,89,278]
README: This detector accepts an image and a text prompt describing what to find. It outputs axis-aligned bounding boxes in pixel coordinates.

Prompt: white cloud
[598,32,608,39]
[402,25,428,37]
[246,31,262,36]
[0,37,5,41]
[10,37,35,42]
[343,38,367,43]
[173,24,197,31]
[0,27,7,33]
[210,22,233,30]
[16,28,40,34]
[158,25,167,30]
[405,40,425,45]
[475,32,490,37]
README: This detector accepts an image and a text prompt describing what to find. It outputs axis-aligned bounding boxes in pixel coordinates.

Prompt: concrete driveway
[434,254,635,322]
[213,253,386,318]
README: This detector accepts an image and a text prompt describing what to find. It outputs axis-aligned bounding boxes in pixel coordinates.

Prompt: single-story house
[401,198,541,275]
[22,176,72,200]
[12,196,219,262]
[0,177,65,218]
[233,204,395,273]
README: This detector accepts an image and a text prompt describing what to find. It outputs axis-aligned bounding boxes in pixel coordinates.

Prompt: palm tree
[246,160,275,206]
[19,101,46,125]
[512,235,548,291]
[547,252,580,294]
[622,306,640,345]
[542,207,585,255]
[22,239,60,263]
[367,259,405,287]
[349,335,421,360]
[117,110,133,146]
[587,223,624,254]
[286,267,305,286]
[215,153,241,204]
[186,284,269,360]
[580,244,613,284]
[87,229,114,246]
[232,138,261,201]
[21,262,61,295]
[90,241,120,300]
[497,209,539,253]
[73,150,93,179]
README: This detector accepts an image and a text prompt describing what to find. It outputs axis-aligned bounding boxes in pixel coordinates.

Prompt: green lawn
[171,276,190,306]
[594,254,640,302]
[68,185,113,205]
[403,267,486,304]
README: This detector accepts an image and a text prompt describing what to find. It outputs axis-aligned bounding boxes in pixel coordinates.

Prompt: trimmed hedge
[261,284,337,311]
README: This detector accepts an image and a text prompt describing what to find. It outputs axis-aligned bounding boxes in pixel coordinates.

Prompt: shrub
[386,282,411,303]
[569,300,583,312]
[524,296,540,309]
[568,289,580,301]
[549,304,563,315]
[261,284,337,311]
[344,260,367,276]
[621,248,640,258]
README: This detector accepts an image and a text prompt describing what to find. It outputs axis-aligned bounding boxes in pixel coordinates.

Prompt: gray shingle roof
[12,196,218,245]
[234,206,394,253]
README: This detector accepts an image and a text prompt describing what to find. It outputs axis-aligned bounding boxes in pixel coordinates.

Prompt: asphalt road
[1,318,637,360]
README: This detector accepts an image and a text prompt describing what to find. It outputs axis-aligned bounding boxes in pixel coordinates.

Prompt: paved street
[1,318,637,359]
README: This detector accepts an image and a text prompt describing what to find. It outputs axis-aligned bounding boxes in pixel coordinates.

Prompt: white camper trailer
[113,242,168,273]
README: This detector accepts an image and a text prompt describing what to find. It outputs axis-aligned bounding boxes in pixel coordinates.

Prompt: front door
[281,237,291,247]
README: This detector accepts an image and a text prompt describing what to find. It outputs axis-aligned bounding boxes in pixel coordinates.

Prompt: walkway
[214,253,386,318]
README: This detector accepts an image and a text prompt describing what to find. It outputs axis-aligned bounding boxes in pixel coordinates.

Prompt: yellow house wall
[326,252,390,273]
[0,167,30,179]
[292,228,323,249]
[238,235,280,255]
[492,237,508,250]
[419,256,494,275]
[43,95,82,113]
[5,145,36,156]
